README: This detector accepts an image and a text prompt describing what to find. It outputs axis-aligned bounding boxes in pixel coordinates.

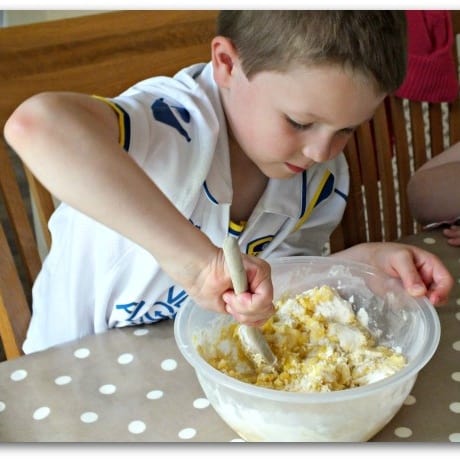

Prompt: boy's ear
[211,36,239,88]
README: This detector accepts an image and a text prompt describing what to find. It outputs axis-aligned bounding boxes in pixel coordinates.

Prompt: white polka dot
[394,427,412,438]
[449,433,460,442]
[449,402,460,413]
[10,369,27,381]
[453,341,460,351]
[99,384,116,395]
[74,348,90,359]
[128,420,146,434]
[146,390,164,400]
[80,412,98,423]
[456,310,460,318]
[178,428,196,439]
[33,407,51,420]
[133,328,149,336]
[161,359,177,371]
[55,375,72,385]
[423,237,436,245]
[456,300,460,308]
[403,395,416,405]
[118,353,134,365]
[0,401,5,412]
[230,438,245,442]
[193,398,210,409]
[452,372,460,382]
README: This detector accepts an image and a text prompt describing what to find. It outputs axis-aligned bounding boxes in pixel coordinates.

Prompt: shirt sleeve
[94,71,220,219]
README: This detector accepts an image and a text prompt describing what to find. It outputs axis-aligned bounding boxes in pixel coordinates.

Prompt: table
[0,229,459,442]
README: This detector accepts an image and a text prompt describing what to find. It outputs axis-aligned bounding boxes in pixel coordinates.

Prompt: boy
[4,11,453,353]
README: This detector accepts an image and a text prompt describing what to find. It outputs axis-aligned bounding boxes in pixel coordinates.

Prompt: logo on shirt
[151,98,192,142]
[115,285,189,325]
[247,235,274,256]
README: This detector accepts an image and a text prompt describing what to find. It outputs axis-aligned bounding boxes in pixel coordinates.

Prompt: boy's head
[216,11,407,94]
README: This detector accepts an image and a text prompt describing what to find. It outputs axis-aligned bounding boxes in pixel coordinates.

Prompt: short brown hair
[217,11,407,94]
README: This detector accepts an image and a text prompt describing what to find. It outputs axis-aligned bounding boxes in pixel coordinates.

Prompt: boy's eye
[286,117,312,131]
[338,127,356,136]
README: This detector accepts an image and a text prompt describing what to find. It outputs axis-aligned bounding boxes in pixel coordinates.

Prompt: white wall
[3,10,109,27]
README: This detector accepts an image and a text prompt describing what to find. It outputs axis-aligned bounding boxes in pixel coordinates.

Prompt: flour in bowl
[199,285,407,392]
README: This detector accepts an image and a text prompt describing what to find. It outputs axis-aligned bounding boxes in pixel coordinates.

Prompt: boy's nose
[301,139,332,163]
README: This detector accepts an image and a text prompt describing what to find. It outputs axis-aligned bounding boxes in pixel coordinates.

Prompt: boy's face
[219,61,385,179]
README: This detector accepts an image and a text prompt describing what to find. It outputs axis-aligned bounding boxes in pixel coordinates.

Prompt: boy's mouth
[285,162,306,174]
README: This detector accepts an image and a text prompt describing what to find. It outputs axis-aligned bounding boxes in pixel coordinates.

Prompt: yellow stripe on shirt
[92,95,130,151]
[292,170,332,233]
[228,219,246,237]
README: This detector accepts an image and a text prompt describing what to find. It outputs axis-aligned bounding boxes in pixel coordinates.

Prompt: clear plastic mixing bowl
[174,256,440,442]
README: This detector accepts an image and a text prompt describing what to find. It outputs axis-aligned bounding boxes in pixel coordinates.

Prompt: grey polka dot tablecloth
[0,229,458,442]
[0,321,240,442]
[371,229,460,443]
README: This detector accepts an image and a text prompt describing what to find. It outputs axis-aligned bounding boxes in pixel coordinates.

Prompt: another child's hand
[335,242,454,306]
[442,225,460,247]
[185,248,275,327]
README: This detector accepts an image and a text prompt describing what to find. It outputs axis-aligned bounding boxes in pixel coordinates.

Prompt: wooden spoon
[222,236,278,373]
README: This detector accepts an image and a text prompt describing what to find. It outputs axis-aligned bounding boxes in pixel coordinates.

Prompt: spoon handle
[223,236,248,294]
[222,236,278,372]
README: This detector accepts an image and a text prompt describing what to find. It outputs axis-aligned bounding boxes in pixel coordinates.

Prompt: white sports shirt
[23,63,349,354]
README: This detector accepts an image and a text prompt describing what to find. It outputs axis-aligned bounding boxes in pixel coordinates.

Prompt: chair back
[330,11,460,251]
[0,146,36,360]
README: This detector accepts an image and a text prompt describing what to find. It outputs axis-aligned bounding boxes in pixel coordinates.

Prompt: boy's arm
[4,91,274,324]
[4,92,214,286]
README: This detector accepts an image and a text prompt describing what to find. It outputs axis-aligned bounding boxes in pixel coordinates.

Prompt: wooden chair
[0,147,37,360]
[330,11,460,252]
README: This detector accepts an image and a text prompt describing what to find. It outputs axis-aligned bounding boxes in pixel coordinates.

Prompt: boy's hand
[335,242,454,306]
[185,247,275,326]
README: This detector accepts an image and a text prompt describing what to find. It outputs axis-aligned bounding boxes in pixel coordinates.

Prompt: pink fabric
[395,10,459,103]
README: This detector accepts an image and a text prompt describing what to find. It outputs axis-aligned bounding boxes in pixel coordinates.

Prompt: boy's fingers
[394,261,427,297]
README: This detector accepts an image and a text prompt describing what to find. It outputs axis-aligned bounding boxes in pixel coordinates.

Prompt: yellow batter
[199,285,406,392]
